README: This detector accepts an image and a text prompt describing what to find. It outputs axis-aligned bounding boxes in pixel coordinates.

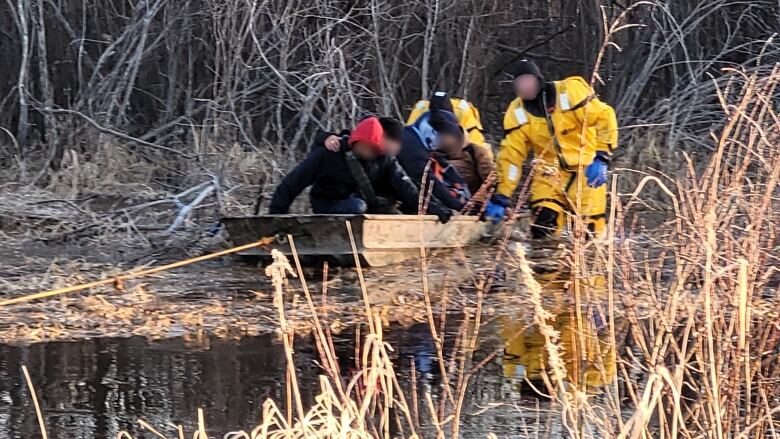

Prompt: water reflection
[0,335,315,438]
[0,272,618,437]
[499,272,616,393]
[0,328,453,438]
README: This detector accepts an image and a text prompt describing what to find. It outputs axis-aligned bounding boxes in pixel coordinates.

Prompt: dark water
[0,335,298,438]
[0,311,615,438]
[0,269,617,438]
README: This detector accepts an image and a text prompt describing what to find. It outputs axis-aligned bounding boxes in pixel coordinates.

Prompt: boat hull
[221,214,488,266]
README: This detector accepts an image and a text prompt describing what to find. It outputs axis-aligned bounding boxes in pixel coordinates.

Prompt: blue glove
[484,195,510,224]
[585,153,610,187]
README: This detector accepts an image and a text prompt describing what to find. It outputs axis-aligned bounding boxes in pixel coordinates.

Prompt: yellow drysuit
[496,76,618,235]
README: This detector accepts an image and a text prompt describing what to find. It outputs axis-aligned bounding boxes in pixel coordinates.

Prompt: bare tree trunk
[371,0,392,115]
[14,0,32,162]
[34,0,60,170]
[163,4,182,120]
[420,0,440,99]
[457,15,475,98]
[77,0,87,93]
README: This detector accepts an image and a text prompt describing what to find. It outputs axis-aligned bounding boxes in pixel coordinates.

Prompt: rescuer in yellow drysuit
[407,91,492,155]
[485,59,618,238]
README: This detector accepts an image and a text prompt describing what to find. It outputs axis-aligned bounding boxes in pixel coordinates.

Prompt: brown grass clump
[586,67,780,438]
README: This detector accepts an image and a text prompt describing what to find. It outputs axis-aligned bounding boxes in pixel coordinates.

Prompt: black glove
[437,209,453,224]
[373,197,402,214]
[426,198,453,223]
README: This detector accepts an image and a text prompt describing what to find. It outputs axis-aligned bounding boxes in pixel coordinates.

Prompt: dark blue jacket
[397,118,469,211]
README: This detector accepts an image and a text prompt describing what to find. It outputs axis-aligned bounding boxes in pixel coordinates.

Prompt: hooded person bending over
[408,94,495,199]
[320,117,403,157]
[398,109,471,212]
[316,117,410,214]
[407,91,492,155]
[268,117,452,222]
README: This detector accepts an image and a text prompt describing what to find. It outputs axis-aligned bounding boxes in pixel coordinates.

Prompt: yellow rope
[0,237,275,308]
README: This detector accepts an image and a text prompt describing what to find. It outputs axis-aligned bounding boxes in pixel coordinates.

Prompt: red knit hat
[349,117,385,154]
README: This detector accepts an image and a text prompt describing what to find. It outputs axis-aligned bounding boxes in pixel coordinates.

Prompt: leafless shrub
[0,0,775,202]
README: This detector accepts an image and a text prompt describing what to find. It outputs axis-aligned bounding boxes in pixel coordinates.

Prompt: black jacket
[309,130,350,152]
[398,126,467,211]
[269,137,447,216]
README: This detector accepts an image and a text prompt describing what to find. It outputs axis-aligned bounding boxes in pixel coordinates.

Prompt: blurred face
[514,74,541,100]
[352,141,379,161]
[383,137,402,156]
[436,132,464,155]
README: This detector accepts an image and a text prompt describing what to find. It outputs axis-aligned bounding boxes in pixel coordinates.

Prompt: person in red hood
[321,117,404,157]
[347,116,386,159]
[268,117,453,222]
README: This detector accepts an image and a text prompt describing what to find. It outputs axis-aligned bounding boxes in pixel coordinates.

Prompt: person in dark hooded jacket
[398,109,471,211]
[319,117,403,157]
[268,117,453,222]
[313,117,409,212]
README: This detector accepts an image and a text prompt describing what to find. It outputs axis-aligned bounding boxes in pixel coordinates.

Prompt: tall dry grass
[602,67,779,438]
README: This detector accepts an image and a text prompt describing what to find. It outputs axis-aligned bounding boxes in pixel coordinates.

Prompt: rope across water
[0,237,275,308]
